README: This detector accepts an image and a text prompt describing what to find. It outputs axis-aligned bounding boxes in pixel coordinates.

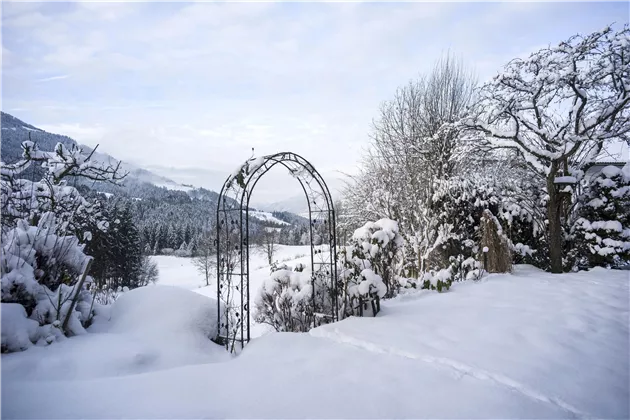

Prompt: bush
[254,269,314,332]
[1,213,96,351]
[346,218,404,298]
[337,218,403,318]
[421,268,453,292]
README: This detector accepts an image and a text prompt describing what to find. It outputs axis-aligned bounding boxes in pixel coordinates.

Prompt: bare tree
[255,228,280,266]
[466,25,630,273]
[192,230,216,286]
[344,53,477,274]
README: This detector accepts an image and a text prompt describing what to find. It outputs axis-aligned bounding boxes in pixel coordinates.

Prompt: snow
[587,197,606,208]
[2,286,229,382]
[152,246,312,335]
[554,175,577,184]
[2,264,628,418]
[356,268,386,297]
[513,242,535,256]
[601,165,622,178]
[577,218,623,232]
[1,304,39,353]
[249,210,289,225]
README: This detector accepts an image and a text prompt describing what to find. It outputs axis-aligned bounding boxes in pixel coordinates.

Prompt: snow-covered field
[2,260,629,418]
[153,245,311,337]
[152,245,310,330]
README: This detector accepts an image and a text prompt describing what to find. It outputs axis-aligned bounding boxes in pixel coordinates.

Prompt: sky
[2,1,629,205]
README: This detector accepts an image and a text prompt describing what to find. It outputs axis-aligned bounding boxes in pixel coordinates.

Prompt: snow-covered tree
[569,164,630,269]
[466,25,630,273]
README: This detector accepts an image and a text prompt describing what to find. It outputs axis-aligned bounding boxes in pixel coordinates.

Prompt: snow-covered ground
[153,245,311,336]
[152,244,310,301]
[2,263,628,418]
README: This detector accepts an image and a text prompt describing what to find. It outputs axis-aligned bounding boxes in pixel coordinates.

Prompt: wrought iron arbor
[216,152,338,351]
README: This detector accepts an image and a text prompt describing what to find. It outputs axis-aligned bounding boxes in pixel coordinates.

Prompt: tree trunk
[547,175,563,273]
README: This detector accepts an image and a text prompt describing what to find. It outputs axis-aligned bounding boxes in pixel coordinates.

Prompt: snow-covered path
[2,266,629,418]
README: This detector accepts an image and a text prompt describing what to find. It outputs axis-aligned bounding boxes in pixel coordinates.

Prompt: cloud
[2,2,628,202]
[35,74,70,82]
[37,123,106,144]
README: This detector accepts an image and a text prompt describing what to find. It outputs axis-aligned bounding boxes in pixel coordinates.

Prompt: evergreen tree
[570,165,630,269]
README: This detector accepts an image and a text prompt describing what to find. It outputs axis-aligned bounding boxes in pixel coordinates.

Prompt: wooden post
[62,257,94,335]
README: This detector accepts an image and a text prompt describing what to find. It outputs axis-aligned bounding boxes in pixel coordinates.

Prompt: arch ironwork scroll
[216,152,338,352]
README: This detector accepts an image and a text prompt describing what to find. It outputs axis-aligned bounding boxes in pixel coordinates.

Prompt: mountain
[1,111,308,246]
[1,111,195,193]
[1,112,76,163]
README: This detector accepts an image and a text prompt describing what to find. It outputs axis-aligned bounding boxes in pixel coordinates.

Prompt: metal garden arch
[216,152,338,352]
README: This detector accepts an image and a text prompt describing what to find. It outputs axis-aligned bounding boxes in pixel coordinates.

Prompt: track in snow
[310,326,589,419]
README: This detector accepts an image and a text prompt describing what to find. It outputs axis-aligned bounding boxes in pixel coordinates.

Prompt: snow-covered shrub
[269,261,290,274]
[1,213,95,351]
[424,176,500,271]
[109,285,218,340]
[91,285,129,306]
[498,178,550,270]
[347,218,404,298]
[337,218,402,317]
[569,165,630,270]
[160,248,174,255]
[448,254,483,282]
[1,140,125,352]
[339,248,387,316]
[420,268,453,293]
[254,269,313,332]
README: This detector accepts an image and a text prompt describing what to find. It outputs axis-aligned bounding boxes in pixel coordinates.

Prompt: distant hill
[1,112,77,169]
[0,111,307,246]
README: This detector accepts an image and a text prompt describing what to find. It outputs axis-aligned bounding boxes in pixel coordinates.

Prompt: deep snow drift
[2,265,629,419]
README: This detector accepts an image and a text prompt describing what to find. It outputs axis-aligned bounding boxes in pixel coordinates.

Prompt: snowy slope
[2,266,628,419]
[249,210,290,225]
